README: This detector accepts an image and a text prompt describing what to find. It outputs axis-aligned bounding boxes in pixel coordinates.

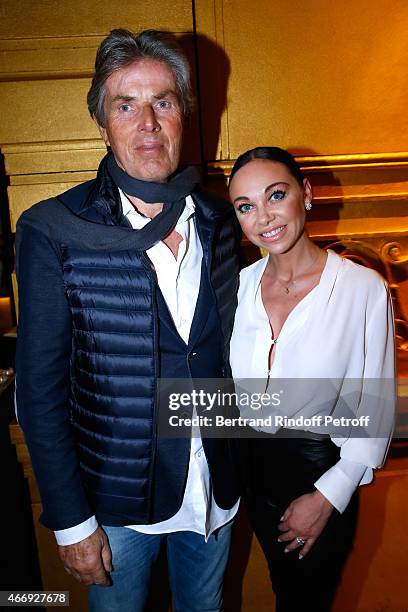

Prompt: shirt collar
[119,188,195,230]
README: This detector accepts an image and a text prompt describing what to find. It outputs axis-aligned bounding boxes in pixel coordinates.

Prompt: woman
[229,147,395,611]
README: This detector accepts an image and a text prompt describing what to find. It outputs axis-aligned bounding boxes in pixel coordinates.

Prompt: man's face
[96,59,184,182]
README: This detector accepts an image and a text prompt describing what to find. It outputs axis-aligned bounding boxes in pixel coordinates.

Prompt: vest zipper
[140,252,160,524]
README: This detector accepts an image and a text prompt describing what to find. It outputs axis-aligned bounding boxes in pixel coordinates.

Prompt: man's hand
[277,490,334,558]
[58,527,112,585]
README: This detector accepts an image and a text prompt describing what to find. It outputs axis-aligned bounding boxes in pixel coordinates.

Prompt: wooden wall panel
[195,0,408,159]
[0,79,99,144]
[0,1,192,39]
[0,36,98,81]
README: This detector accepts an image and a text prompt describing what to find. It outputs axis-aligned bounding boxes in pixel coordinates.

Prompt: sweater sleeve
[15,219,94,531]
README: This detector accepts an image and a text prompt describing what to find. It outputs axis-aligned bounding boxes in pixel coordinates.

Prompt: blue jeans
[88,523,233,612]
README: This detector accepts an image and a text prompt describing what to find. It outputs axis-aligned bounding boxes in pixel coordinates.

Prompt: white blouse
[230,250,395,512]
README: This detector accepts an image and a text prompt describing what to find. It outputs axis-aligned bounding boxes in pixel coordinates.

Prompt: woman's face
[229,159,312,255]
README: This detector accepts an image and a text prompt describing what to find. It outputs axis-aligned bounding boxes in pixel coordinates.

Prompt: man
[15,29,241,611]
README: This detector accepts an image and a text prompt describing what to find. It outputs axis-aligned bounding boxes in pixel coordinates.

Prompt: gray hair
[87,28,194,127]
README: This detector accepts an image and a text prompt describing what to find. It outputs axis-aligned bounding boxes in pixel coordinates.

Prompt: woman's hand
[277,490,334,558]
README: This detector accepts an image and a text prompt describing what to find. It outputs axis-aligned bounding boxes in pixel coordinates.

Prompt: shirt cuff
[314,458,368,513]
[54,516,98,546]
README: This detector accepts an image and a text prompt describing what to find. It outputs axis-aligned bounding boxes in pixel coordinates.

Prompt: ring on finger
[296,536,306,546]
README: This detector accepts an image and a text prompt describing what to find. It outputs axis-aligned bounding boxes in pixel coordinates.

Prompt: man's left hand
[277,490,334,558]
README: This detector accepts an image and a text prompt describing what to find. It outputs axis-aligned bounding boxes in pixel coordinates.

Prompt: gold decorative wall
[1,2,408,610]
[194,0,408,158]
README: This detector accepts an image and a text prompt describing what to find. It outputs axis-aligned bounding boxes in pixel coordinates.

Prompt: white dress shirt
[230,250,395,513]
[55,191,239,545]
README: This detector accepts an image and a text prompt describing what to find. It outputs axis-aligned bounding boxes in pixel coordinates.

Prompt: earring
[304,200,312,211]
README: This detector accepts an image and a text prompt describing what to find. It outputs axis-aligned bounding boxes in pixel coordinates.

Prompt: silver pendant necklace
[276,278,295,294]
[276,251,322,295]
